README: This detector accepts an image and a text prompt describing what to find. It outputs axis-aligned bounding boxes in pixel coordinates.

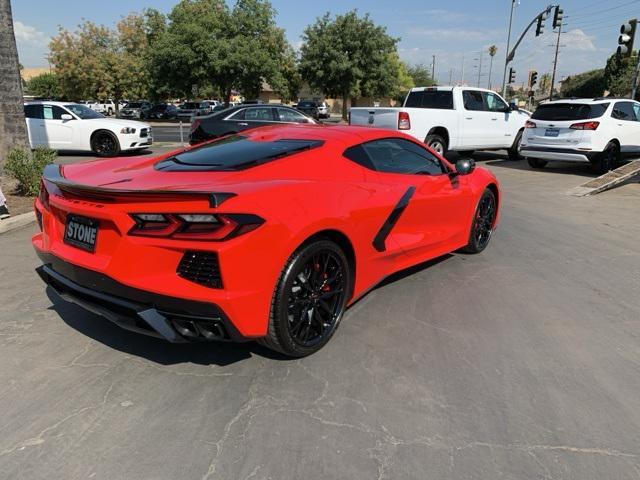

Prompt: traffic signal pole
[501,0,517,96]
[550,24,562,100]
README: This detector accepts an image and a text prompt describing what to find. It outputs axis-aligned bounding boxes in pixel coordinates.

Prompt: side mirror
[61,114,73,120]
[509,102,519,112]
[454,158,475,176]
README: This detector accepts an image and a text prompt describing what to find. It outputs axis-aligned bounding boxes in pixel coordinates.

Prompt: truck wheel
[527,157,547,169]
[425,134,447,157]
[107,108,114,116]
[508,130,524,160]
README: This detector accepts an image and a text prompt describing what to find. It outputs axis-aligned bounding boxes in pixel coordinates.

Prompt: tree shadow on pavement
[46,288,289,366]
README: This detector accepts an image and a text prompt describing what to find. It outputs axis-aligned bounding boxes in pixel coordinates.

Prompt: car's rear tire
[425,134,447,157]
[508,129,524,160]
[460,188,497,254]
[595,142,620,174]
[527,157,547,169]
[91,130,120,157]
[260,239,352,357]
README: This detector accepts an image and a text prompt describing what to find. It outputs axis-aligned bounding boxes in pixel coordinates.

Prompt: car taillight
[398,111,411,130]
[190,118,201,133]
[525,120,537,128]
[38,180,51,210]
[129,213,264,241]
[570,121,599,130]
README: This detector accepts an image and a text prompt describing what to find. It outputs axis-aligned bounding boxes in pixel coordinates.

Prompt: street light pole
[502,0,517,97]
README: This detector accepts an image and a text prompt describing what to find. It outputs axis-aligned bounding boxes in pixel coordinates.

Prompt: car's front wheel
[460,188,497,254]
[91,131,120,157]
[508,129,524,160]
[261,239,351,357]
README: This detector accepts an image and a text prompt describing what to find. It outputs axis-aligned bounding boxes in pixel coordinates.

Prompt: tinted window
[404,90,454,109]
[297,101,317,108]
[125,102,144,108]
[182,102,199,109]
[64,104,103,119]
[532,103,609,121]
[345,138,444,175]
[463,90,485,111]
[24,104,43,119]
[244,107,274,121]
[612,101,637,121]
[634,103,640,121]
[155,136,323,172]
[484,92,508,112]
[277,108,309,123]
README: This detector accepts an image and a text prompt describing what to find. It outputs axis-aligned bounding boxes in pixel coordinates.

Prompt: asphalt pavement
[1,156,640,479]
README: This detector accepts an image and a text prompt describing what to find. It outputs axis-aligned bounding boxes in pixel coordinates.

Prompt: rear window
[404,90,453,109]
[297,101,317,108]
[532,103,609,121]
[155,136,324,172]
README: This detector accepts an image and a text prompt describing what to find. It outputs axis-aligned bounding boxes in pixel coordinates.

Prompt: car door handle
[465,117,473,120]
[491,118,498,121]
[238,122,248,126]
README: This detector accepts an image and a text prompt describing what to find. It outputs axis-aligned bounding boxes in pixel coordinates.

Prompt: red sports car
[33,125,500,357]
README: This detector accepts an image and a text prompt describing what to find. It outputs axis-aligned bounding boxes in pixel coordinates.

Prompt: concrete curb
[0,211,36,235]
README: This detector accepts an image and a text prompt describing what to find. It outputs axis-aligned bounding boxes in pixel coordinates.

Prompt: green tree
[406,63,435,88]
[299,10,399,119]
[487,45,497,89]
[26,72,60,98]
[150,0,295,104]
[560,69,605,98]
[604,52,637,98]
[49,14,153,108]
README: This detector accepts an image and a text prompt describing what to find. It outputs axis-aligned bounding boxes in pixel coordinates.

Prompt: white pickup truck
[86,100,116,116]
[349,86,530,158]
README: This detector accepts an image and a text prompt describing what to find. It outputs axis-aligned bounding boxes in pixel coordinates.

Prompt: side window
[633,103,640,121]
[45,105,68,120]
[24,104,44,119]
[484,92,508,112]
[226,109,245,121]
[463,90,484,111]
[244,107,274,121]
[612,102,637,121]
[277,108,309,123]
[352,138,444,175]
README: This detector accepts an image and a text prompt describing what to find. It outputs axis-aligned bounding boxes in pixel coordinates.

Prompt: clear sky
[12,0,640,87]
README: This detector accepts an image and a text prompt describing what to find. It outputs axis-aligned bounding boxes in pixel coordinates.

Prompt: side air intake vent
[177,251,222,288]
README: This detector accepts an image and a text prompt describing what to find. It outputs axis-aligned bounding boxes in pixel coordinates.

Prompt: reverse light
[570,121,600,130]
[398,111,411,130]
[121,127,137,134]
[129,213,264,241]
[525,120,537,128]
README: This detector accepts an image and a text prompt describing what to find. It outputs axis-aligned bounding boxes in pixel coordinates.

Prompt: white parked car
[520,98,640,173]
[86,99,116,116]
[349,86,530,158]
[24,101,152,157]
[317,101,330,119]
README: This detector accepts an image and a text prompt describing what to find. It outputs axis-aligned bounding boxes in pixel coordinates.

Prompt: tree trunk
[225,87,232,107]
[0,0,28,173]
[341,93,348,121]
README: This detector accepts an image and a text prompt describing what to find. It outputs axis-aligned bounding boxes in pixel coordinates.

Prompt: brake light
[525,120,537,128]
[570,121,599,130]
[129,213,264,241]
[38,180,50,210]
[398,111,411,130]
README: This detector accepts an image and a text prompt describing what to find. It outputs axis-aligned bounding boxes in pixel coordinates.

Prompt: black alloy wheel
[461,189,497,254]
[508,129,524,160]
[261,239,351,357]
[596,142,620,174]
[91,131,120,157]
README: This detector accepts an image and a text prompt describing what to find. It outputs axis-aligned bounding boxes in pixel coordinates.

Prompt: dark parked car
[118,101,153,119]
[296,100,321,119]
[147,103,178,120]
[189,104,317,144]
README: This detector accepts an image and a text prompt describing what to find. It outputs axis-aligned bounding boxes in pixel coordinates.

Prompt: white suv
[520,98,640,173]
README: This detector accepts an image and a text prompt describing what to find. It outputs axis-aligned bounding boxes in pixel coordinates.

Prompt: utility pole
[432,55,436,81]
[549,6,564,100]
[449,68,453,85]
[461,53,465,85]
[502,0,517,96]
[632,51,640,99]
[476,50,483,87]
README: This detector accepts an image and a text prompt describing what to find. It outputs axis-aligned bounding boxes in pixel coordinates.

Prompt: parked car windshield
[182,102,199,109]
[124,102,145,109]
[532,103,609,121]
[155,136,324,172]
[151,104,169,111]
[64,104,104,119]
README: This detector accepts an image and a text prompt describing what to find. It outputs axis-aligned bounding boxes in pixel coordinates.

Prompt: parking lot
[1,154,640,479]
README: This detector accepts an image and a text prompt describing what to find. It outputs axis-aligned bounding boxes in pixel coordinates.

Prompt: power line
[568,0,640,20]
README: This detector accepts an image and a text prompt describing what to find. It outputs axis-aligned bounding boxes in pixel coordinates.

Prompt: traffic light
[509,68,516,84]
[529,70,538,88]
[618,20,637,57]
[536,11,548,36]
[553,6,563,29]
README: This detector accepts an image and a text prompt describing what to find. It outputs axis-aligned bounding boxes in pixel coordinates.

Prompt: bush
[5,146,56,196]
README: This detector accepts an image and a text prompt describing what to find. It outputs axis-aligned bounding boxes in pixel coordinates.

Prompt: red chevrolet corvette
[33,125,500,357]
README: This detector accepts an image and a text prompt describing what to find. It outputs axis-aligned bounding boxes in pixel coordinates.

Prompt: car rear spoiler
[42,164,236,207]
